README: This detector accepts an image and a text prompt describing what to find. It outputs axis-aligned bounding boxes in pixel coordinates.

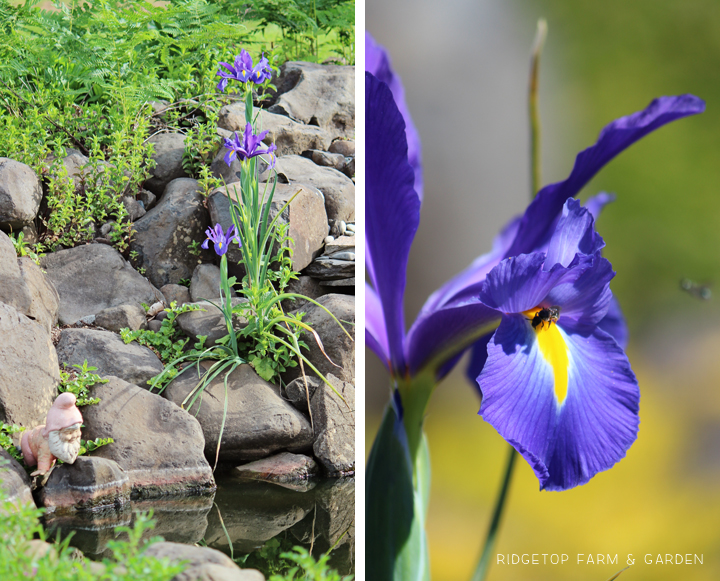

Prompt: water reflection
[42,474,354,576]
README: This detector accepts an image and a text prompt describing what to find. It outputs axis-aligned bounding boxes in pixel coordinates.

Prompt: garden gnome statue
[20,393,83,485]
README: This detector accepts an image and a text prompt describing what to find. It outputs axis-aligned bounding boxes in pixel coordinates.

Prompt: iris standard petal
[505,94,705,259]
[545,199,604,268]
[366,72,420,374]
[478,316,639,491]
[366,32,423,202]
[366,282,391,369]
[406,301,500,377]
[585,191,616,221]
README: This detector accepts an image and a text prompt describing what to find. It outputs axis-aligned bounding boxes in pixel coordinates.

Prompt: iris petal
[366,72,420,374]
[366,282,391,369]
[366,32,423,202]
[478,316,639,490]
[545,199,604,268]
[506,95,705,259]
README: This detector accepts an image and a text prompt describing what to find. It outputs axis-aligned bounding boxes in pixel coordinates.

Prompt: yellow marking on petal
[535,322,569,404]
[218,242,223,249]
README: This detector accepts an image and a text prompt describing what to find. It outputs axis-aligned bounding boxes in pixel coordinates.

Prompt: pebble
[324,236,335,244]
[345,223,355,233]
[100,222,115,237]
[338,221,347,235]
[328,251,355,262]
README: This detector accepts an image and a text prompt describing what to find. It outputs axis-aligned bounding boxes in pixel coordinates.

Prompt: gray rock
[0,158,42,228]
[0,302,59,428]
[190,264,235,303]
[218,102,331,157]
[308,150,347,171]
[0,448,34,507]
[147,319,163,332]
[143,542,264,581]
[314,478,355,554]
[284,294,354,385]
[207,182,327,276]
[55,328,163,388]
[138,189,157,211]
[176,299,247,347]
[281,275,327,312]
[123,195,146,221]
[328,140,355,156]
[235,452,318,485]
[94,304,147,332]
[145,133,189,196]
[0,230,32,314]
[319,277,355,289]
[262,155,354,223]
[40,243,160,326]
[311,375,354,476]
[284,375,322,414]
[304,257,355,280]
[20,223,38,244]
[16,257,60,334]
[38,456,131,513]
[269,62,354,139]
[163,364,314,463]
[160,283,191,307]
[82,376,215,498]
[324,234,354,256]
[130,178,214,288]
[342,156,355,179]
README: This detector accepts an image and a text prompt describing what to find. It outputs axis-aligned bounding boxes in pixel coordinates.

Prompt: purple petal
[585,191,616,221]
[366,32,423,202]
[597,296,629,349]
[420,215,520,313]
[224,148,236,167]
[405,301,500,377]
[366,72,420,374]
[477,316,639,490]
[506,95,705,259]
[366,283,390,369]
[201,239,210,249]
[545,199,605,268]
[465,334,493,396]
[216,78,228,93]
[480,253,570,314]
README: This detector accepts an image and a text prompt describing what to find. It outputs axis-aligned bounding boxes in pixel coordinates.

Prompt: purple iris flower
[366,39,705,489]
[201,224,240,256]
[223,124,277,168]
[217,49,273,92]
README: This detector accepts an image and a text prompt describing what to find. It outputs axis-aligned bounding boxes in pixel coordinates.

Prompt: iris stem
[471,445,517,581]
[529,18,547,199]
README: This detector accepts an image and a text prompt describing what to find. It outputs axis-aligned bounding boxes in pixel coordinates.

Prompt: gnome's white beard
[48,422,82,464]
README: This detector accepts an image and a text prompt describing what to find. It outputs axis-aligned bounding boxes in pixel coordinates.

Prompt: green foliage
[58,361,107,406]
[121,301,209,388]
[0,423,25,464]
[8,231,44,265]
[0,478,185,580]
[268,547,353,581]
[79,437,114,456]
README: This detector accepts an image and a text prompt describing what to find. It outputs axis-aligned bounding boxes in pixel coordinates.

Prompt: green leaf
[366,399,430,581]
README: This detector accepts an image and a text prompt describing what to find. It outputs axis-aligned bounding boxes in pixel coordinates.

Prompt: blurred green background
[367,0,720,579]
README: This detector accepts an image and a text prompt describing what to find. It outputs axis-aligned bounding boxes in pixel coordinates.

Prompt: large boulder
[163,364,314,463]
[0,449,34,507]
[130,178,214,288]
[310,375,354,476]
[81,376,215,498]
[283,294,354,385]
[55,328,164,388]
[0,158,42,229]
[217,102,331,157]
[176,298,248,347]
[207,182,327,276]
[189,263,234,303]
[262,155,354,223]
[0,302,59,428]
[143,542,265,581]
[37,456,131,513]
[145,133,189,196]
[269,62,354,140]
[40,243,160,326]
[16,256,60,334]
[0,230,32,314]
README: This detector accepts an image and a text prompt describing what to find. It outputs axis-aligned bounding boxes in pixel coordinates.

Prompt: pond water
[42,473,355,578]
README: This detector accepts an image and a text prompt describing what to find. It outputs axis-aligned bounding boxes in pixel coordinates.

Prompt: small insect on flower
[531,305,560,330]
